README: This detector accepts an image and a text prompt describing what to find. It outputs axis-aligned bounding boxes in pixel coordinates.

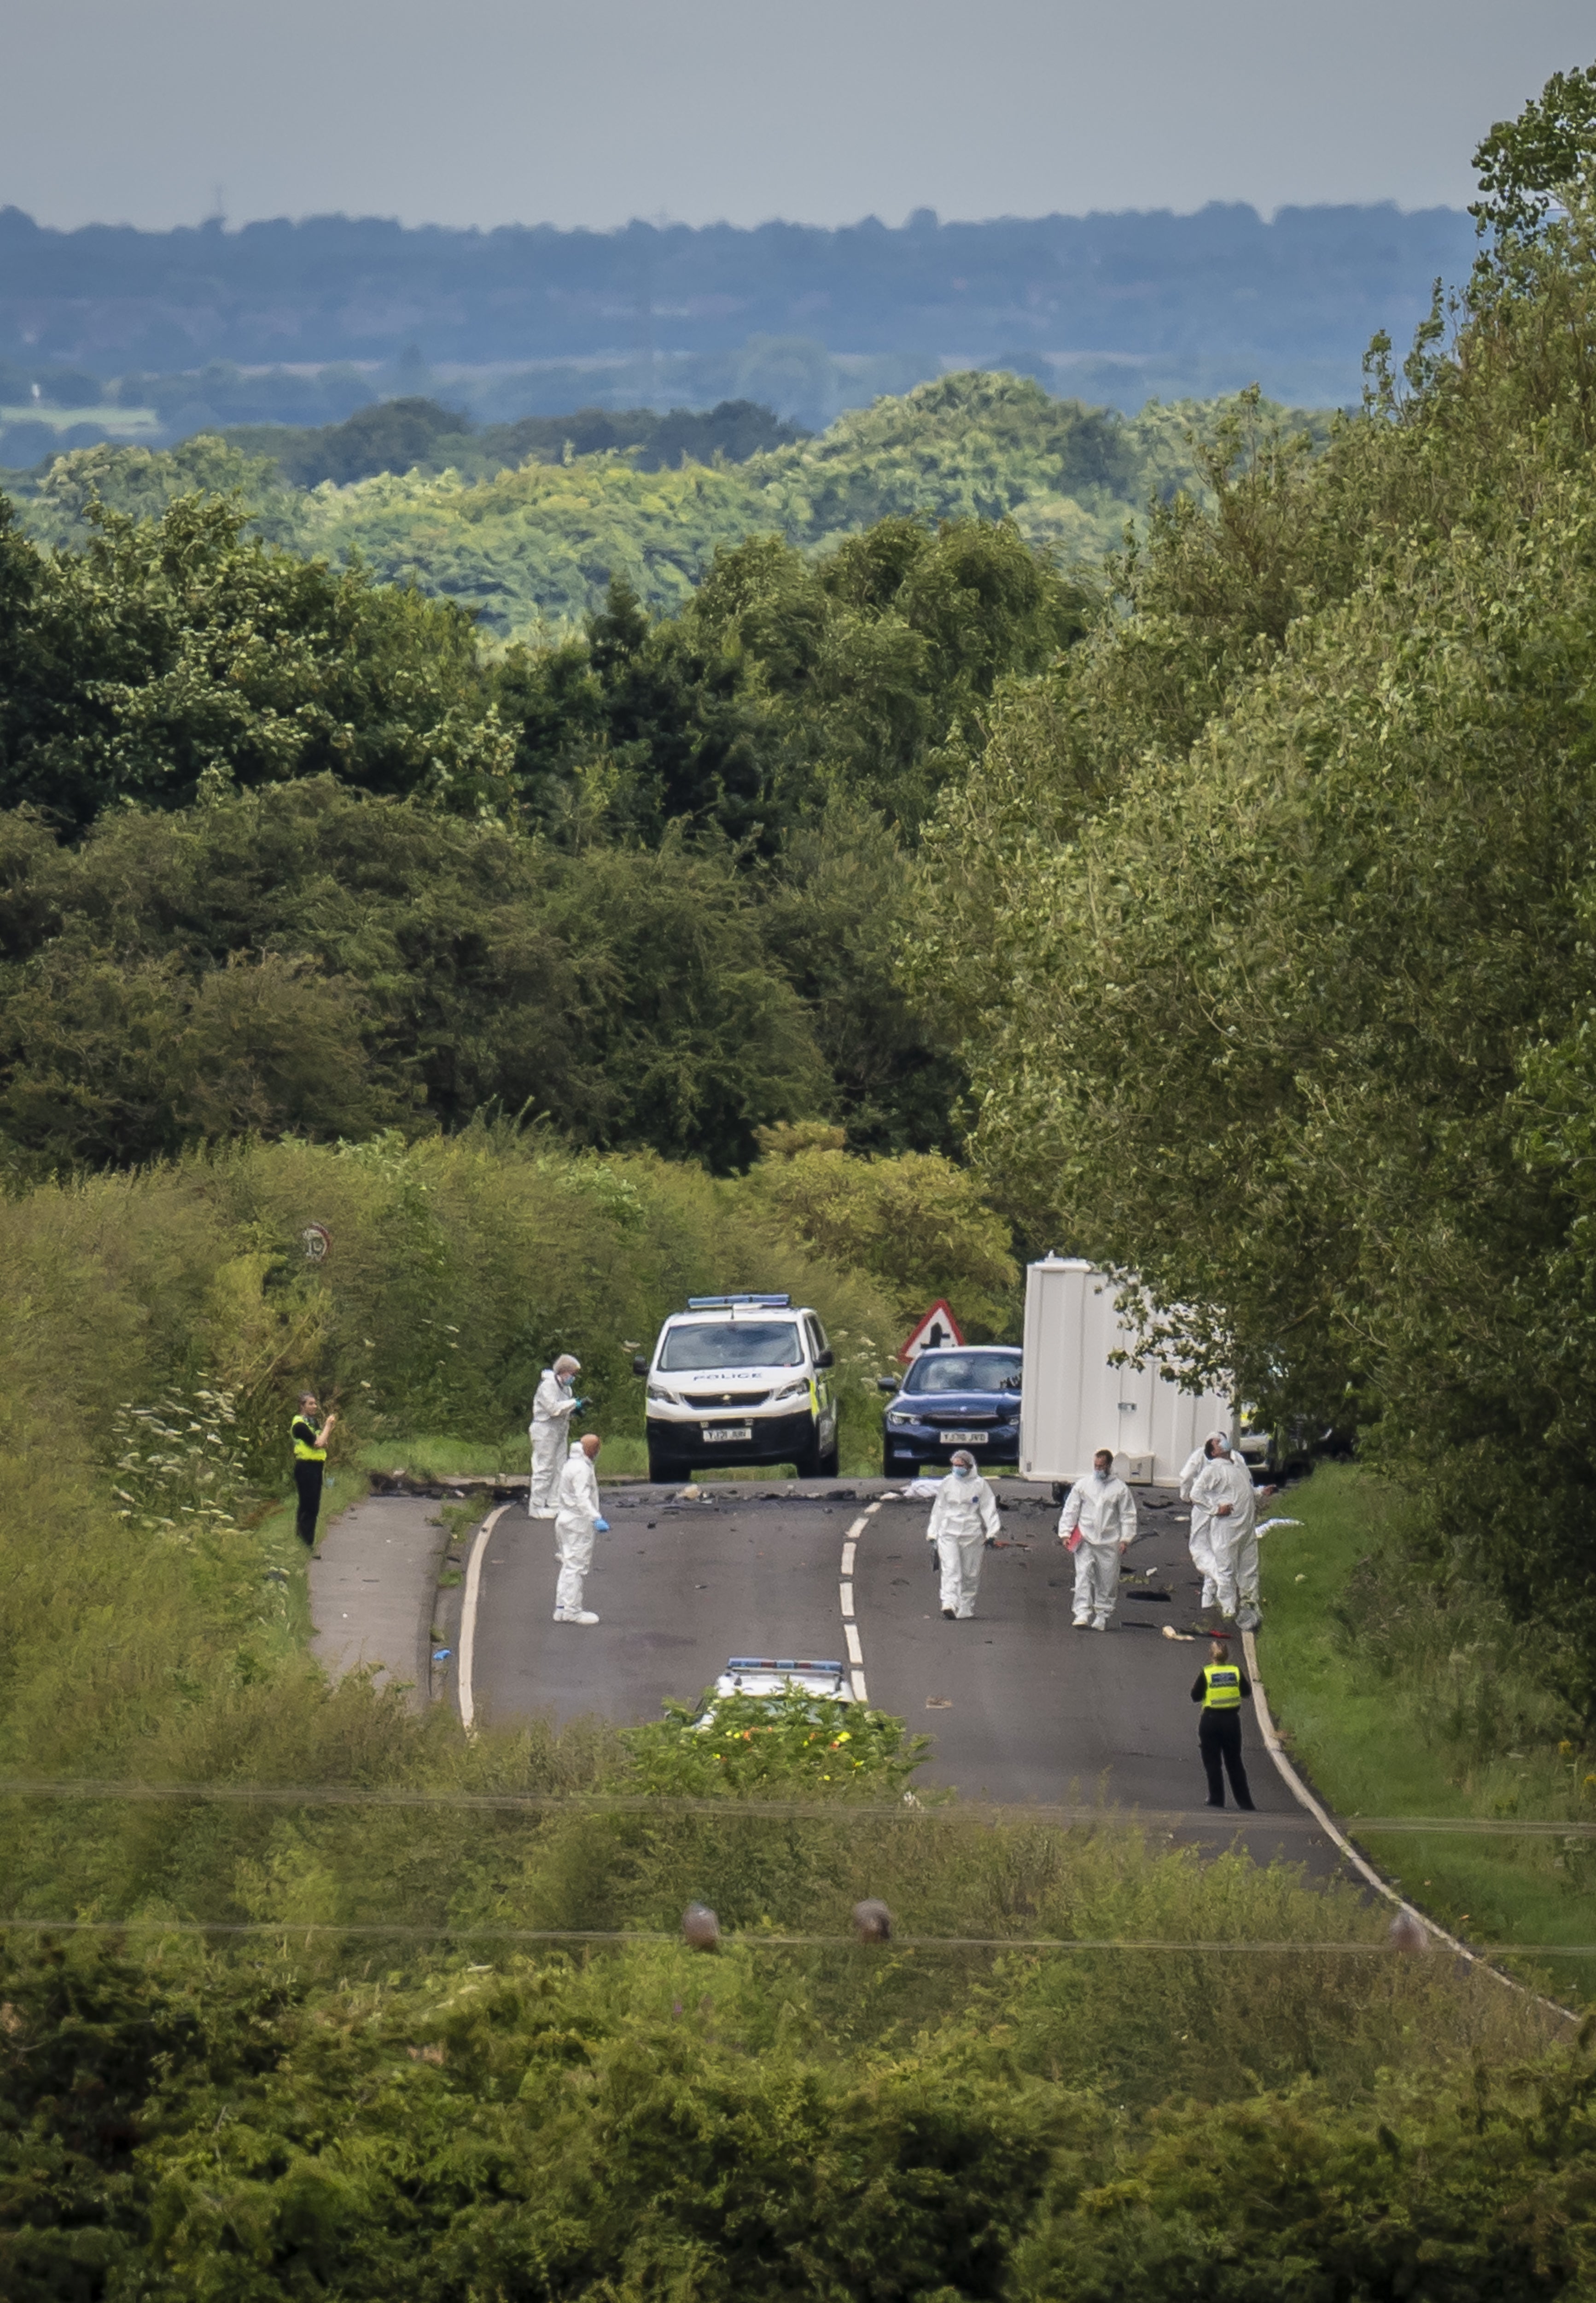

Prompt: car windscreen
[904,1351,1022,1394]
[660,1320,803,1371]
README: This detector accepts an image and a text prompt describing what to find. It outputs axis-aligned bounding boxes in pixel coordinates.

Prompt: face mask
[954,1463,974,1478]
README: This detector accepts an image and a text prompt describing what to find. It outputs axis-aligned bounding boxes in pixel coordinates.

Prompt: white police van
[634,1293,839,1482]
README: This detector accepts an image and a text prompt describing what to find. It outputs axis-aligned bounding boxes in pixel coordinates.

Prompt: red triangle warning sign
[899,1299,965,1362]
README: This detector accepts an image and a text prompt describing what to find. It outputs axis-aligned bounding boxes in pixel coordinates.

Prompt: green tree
[0,782,830,1174]
[910,61,1596,1707]
[0,947,394,1169]
[755,796,966,1154]
[746,1127,1017,1335]
[0,493,510,828]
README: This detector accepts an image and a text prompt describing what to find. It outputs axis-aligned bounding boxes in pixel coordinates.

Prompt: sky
[1,0,1592,233]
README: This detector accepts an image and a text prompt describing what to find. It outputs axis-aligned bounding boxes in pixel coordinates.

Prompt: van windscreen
[660,1321,803,1371]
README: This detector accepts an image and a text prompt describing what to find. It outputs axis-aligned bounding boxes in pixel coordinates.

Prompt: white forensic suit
[1189,1454,1259,1623]
[528,1368,580,1516]
[553,1443,603,1620]
[1179,1438,1246,1611]
[1058,1467,1138,1628]
[926,1466,1002,1619]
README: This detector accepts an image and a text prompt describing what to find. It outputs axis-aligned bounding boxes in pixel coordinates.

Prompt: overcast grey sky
[2,0,1592,232]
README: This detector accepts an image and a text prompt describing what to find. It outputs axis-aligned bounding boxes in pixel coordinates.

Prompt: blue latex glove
[572,1396,590,1410]
[593,1516,610,1533]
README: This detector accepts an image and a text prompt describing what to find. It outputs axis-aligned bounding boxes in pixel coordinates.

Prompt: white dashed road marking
[841,1500,888,1705]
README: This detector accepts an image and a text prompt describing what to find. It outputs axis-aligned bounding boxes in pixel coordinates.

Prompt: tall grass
[1262,1464,1596,1999]
[0,1123,902,1471]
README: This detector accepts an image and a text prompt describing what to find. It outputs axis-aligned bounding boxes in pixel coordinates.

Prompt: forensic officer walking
[1190,1638,1256,1809]
[925,1448,1001,1619]
[290,1391,337,1555]
[1058,1447,1138,1629]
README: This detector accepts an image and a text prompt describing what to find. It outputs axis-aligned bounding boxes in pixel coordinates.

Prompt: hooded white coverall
[1189,1455,1259,1620]
[528,1368,579,1516]
[1058,1468,1138,1626]
[926,1467,1001,1618]
[1179,1437,1245,1609]
[553,1443,603,1618]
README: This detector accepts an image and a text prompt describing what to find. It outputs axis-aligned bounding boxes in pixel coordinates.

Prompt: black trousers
[1199,1710,1254,1809]
[294,1460,324,1549]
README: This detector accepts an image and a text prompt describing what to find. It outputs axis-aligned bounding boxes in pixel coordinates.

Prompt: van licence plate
[941,1430,987,1444]
[703,1425,753,1443]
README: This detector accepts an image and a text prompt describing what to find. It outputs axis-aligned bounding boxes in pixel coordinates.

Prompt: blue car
[877,1346,1023,1477]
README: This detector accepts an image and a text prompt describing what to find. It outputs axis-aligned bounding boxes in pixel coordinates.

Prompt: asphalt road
[468,1479,1342,1872]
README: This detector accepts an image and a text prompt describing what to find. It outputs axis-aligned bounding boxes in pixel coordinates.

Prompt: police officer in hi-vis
[290,1391,338,1554]
[1190,1637,1256,1810]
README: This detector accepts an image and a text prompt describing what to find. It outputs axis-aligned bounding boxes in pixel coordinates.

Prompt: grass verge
[1259,1462,1596,2003]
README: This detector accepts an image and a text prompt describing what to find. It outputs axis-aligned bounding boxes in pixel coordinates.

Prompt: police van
[634,1294,839,1482]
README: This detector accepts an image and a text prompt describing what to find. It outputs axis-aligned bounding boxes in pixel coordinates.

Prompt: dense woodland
[3,371,1226,630]
[0,390,1105,1171]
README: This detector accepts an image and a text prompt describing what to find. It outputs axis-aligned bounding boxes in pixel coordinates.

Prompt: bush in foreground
[0,1930,1589,2301]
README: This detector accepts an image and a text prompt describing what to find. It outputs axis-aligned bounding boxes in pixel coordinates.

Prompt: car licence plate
[703,1425,753,1443]
[942,1430,988,1444]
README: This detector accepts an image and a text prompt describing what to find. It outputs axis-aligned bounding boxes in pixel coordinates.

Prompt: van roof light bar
[727,1658,845,1673]
[686,1293,792,1309]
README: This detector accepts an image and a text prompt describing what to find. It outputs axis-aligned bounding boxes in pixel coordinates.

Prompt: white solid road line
[1241,1625,1573,2021]
[458,1504,507,1734]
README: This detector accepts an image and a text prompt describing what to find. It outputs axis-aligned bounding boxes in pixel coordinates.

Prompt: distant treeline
[222,396,808,488]
[4,374,1251,633]
[0,199,1475,424]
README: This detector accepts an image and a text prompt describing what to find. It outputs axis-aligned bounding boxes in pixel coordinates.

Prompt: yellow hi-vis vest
[1201,1662,1242,1710]
[291,1417,326,1463]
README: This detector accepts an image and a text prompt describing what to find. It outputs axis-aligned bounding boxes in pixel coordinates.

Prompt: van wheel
[792,1434,821,1479]
[818,1441,840,1479]
[648,1450,688,1484]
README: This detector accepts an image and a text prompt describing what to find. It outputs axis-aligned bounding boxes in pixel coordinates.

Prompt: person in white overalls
[925,1450,1001,1619]
[1058,1449,1138,1629]
[1178,1430,1245,1612]
[528,1356,582,1517]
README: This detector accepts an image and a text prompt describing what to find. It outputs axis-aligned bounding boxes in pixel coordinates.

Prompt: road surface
[467,1479,1338,1868]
